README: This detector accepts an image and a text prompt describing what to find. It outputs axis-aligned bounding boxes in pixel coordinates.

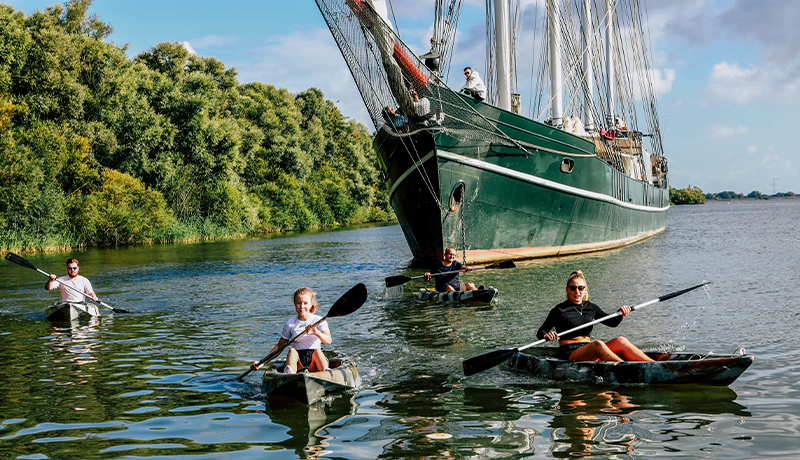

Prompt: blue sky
[7,0,799,195]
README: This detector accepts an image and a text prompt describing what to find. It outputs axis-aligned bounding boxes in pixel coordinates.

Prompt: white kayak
[45,301,100,321]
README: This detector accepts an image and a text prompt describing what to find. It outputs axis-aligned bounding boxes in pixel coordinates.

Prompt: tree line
[671,186,797,205]
[0,1,393,253]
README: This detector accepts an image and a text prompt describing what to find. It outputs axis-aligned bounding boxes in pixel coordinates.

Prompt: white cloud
[231,28,370,125]
[181,41,197,56]
[705,61,760,104]
[706,124,749,139]
[705,60,800,106]
[652,68,676,96]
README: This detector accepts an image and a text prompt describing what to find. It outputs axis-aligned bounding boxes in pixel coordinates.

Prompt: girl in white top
[254,287,332,374]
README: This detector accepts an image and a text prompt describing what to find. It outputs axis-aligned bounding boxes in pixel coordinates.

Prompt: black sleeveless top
[536,300,623,341]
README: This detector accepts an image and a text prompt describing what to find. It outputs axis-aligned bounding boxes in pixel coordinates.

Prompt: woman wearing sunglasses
[536,270,653,362]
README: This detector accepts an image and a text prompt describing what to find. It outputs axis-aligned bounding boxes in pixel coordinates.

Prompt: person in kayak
[45,258,99,303]
[423,247,478,292]
[536,270,653,362]
[251,287,332,374]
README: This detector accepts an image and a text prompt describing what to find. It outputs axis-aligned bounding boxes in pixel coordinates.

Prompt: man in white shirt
[461,67,487,102]
[45,258,98,303]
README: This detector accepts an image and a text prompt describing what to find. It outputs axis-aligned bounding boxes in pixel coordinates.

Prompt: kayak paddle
[237,282,368,381]
[462,281,711,376]
[385,260,516,288]
[4,252,129,313]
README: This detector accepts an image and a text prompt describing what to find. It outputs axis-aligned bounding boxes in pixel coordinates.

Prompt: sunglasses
[568,285,586,291]
[67,266,79,271]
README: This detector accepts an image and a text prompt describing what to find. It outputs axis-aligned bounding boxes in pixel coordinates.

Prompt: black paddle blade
[462,347,518,376]
[385,275,411,288]
[326,283,368,317]
[658,281,711,302]
[5,252,38,271]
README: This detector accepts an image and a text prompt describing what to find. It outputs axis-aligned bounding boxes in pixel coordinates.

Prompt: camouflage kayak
[505,347,753,386]
[261,351,360,404]
[418,287,498,304]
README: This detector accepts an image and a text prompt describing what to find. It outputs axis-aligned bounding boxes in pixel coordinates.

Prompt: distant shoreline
[705,195,800,202]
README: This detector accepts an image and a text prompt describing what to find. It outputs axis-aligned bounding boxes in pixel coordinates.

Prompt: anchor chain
[460,191,467,266]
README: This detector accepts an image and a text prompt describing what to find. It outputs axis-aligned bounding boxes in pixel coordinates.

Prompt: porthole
[449,183,465,212]
[560,158,574,174]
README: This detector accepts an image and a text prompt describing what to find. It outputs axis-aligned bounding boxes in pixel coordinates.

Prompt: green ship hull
[314,0,669,265]
[375,100,668,265]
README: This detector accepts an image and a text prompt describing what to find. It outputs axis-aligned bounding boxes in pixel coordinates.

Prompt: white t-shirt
[53,275,94,303]
[280,314,329,350]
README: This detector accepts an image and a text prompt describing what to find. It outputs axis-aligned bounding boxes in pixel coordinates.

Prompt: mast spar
[547,0,563,128]
[494,0,512,111]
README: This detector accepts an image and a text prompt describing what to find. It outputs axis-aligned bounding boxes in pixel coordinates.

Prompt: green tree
[670,186,705,205]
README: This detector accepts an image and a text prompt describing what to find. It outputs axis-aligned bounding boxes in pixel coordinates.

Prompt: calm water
[1,200,799,459]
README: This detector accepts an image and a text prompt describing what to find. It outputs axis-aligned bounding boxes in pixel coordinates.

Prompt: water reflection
[46,318,102,386]
[550,388,637,458]
[264,395,357,459]
[381,298,496,349]
[548,385,751,458]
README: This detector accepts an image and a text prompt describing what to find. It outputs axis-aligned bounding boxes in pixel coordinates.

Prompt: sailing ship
[315,0,669,264]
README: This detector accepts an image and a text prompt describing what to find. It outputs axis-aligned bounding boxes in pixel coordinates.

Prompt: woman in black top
[536,270,653,362]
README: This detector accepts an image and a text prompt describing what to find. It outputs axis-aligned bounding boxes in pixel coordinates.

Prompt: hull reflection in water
[264,394,356,459]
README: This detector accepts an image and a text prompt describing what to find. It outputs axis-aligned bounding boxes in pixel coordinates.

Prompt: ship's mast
[581,0,595,131]
[547,0,563,128]
[494,0,512,111]
[605,0,615,127]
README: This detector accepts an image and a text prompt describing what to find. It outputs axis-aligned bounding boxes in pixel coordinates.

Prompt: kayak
[45,301,100,322]
[418,287,498,304]
[504,347,753,386]
[261,351,361,404]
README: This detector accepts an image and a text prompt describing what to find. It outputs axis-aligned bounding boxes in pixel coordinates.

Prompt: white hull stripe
[387,150,669,213]
[438,150,669,213]
[387,151,436,200]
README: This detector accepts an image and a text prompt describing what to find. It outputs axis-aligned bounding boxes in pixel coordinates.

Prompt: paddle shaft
[385,261,515,287]
[462,281,711,376]
[410,265,486,281]
[236,315,328,381]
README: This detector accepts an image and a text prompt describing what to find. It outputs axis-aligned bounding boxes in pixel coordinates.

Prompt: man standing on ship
[461,67,486,102]
[424,247,478,292]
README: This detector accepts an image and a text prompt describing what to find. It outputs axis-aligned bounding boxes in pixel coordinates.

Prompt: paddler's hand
[250,361,262,371]
[544,331,558,342]
[423,272,432,281]
[618,305,631,317]
[49,274,57,281]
